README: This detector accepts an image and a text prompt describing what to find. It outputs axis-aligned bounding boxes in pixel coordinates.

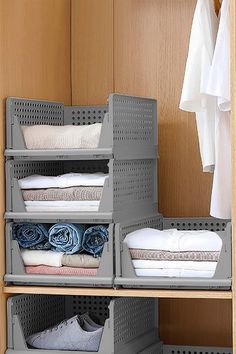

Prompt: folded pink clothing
[25,266,98,276]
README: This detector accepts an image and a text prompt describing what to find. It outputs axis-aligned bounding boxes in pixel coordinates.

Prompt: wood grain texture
[114,0,213,217]
[71,0,113,105]
[113,0,231,347]
[3,286,232,299]
[160,299,232,347]
[0,1,71,353]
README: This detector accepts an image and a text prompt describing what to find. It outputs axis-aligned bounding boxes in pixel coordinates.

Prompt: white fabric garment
[19,173,108,189]
[179,0,219,172]
[21,123,102,149]
[135,268,215,278]
[123,228,222,252]
[206,0,231,219]
[25,206,99,212]
[24,200,100,212]
[132,260,217,271]
[21,250,63,267]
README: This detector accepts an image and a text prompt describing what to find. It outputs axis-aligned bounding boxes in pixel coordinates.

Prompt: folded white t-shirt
[19,173,108,189]
[124,228,222,252]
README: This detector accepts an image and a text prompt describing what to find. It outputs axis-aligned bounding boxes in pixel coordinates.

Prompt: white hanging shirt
[179,0,219,172]
[206,0,231,219]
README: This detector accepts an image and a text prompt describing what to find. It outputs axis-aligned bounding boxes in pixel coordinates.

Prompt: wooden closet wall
[0,0,232,349]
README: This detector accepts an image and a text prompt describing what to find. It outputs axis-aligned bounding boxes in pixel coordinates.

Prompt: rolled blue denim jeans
[82,225,109,257]
[13,223,49,249]
[49,223,85,254]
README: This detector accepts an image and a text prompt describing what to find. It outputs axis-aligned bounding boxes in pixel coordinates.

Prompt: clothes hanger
[214,0,221,15]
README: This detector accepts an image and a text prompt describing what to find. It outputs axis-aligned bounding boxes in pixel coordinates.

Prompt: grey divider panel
[163,345,232,354]
[6,159,157,222]
[6,94,157,160]
[114,217,231,289]
[5,221,113,287]
[7,295,159,354]
[138,342,162,354]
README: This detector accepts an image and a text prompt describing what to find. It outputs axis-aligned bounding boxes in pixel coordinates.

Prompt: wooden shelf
[3,286,232,299]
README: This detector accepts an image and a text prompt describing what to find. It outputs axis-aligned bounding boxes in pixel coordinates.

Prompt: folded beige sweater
[22,186,103,201]
[21,123,102,149]
[62,254,101,268]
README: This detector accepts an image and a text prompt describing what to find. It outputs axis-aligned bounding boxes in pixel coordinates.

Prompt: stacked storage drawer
[6,295,160,354]
[6,294,232,354]
[114,216,231,289]
[4,94,158,287]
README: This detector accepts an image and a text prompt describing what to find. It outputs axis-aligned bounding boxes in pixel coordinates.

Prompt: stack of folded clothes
[18,172,108,212]
[13,223,108,276]
[123,228,223,278]
[27,312,104,351]
[21,123,102,149]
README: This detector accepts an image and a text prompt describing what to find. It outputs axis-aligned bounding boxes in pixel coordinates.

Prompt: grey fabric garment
[22,186,103,201]
[26,315,103,351]
[129,248,220,262]
[62,254,101,268]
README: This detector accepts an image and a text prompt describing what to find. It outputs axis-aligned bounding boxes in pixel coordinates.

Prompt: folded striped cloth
[130,249,220,262]
[22,186,103,201]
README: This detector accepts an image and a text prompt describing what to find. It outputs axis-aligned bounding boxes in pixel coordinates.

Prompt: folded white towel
[24,201,100,206]
[135,268,215,278]
[21,123,102,149]
[124,228,222,252]
[21,249,64,267]
[25,200,100,212]
[132,260,217,271]
[25,206,99,212]
[19,173,108,189]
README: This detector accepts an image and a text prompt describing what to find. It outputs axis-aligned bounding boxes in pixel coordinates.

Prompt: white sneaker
[27,315,103,351]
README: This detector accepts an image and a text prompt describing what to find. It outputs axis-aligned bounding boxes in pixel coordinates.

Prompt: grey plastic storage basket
[5,94,157,160]
[7,294,160,354]
[115,216,231,289]
[5,159,157,222]
[5,220,113,287]
[140,344,232,354]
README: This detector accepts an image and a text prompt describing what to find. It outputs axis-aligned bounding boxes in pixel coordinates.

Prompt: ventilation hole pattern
[11,160,109,179]
[113,160,155,208]
[164,347,232,354]
[163,218,228,232]
[121,216,162,241]
[112,96,155,143]
[12,161,64,179]
[69,296,111,325]
[10,99,64,126]
[114,298,155,345]
[65,106,108,125]
[12,295,65,339]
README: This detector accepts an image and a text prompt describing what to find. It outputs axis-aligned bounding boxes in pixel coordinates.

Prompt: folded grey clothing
[62,254,101,268]
[129,249,220,262]
[22,186,103,201]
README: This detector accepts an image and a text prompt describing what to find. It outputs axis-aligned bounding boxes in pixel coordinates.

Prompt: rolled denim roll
[82,225,109,257]
[12,223,49,249]
[49,223,85,254]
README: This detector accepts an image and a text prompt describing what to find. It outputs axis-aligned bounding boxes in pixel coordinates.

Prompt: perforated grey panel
[66,296,111,325]
[163,345,232,354]
[11,295,65,339]
[64,160,109,174]
[120,215,162,242]
[114,298,156,346]
[163,218,229,232]
[7,98,64,126]
[10,161,64,179]
[111,94,156,144]
[64,105,108,125]
[113,160,156,209]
